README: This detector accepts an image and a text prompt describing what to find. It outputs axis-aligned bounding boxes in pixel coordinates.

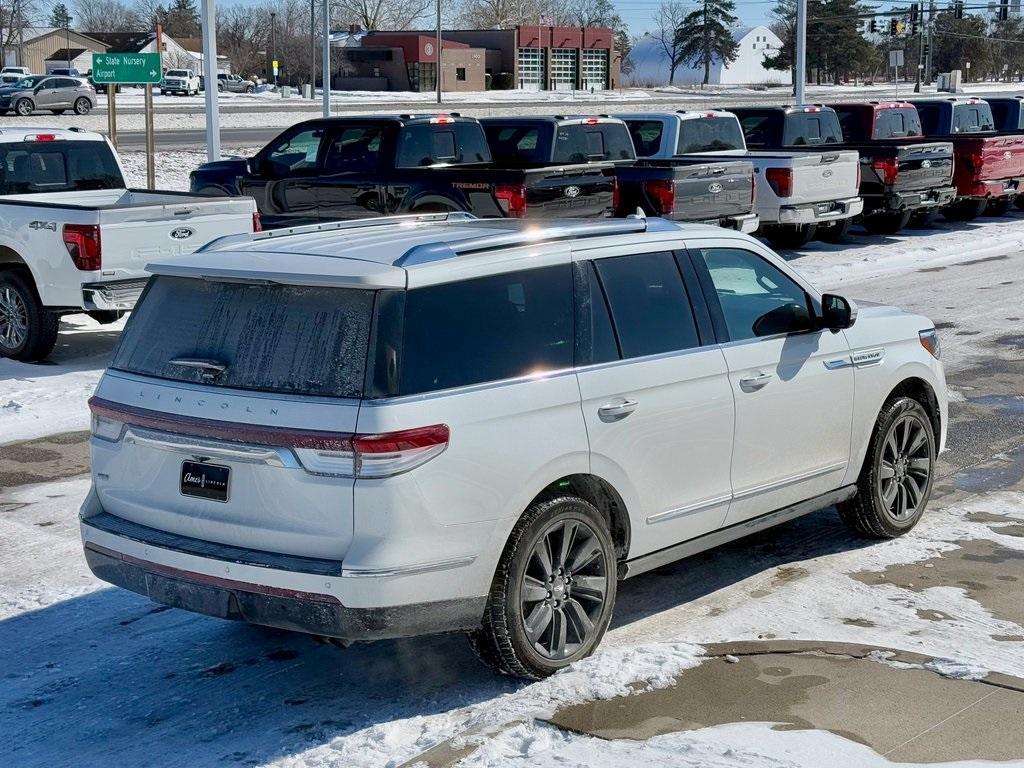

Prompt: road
[1,218,1023,766]
[116,126,282,150]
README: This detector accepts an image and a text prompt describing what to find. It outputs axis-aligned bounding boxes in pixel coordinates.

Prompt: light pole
[65,15,72,69]
[271,11,278,87]
[435,0,442,104]
[310,0,316,98]
[794,0,806,104]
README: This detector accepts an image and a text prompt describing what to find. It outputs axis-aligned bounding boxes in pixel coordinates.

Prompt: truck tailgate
[972,134,1024,182]
[894,141,955,191]
[96,194,256,278]
[645,157,755,220]
[750,150,860,205]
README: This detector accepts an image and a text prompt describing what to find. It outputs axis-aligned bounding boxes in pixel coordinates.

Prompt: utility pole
[435,0,442,104]
[200,0,220,161]
[271,12,277,87]
[321,0,330,116]
[310,0,316,98]
[795,0,807,104]
[65,16,72,69]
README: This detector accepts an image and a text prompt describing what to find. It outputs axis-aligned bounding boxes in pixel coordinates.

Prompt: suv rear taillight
[495,183,527,218]
[765,167,793,198]
[252,211,263,232]
[643,179,676,214]
[63,224,102,271]
[871,157,899,185]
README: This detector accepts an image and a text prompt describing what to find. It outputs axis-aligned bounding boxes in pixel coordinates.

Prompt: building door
[549,48,577,91]
[581,50,608,91]
[517,47,545,91]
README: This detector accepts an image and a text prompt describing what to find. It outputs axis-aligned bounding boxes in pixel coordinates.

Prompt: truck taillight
[962,149,984,172]
[765,167,793,198]
[643,179,676,214]
[252,211,263,232]
[871,157,899,185]
[63,224,102,271]
[612,176,620,210]
[495,184,527,218]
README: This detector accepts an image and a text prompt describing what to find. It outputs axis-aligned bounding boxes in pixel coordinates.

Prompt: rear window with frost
[112,276,373,398]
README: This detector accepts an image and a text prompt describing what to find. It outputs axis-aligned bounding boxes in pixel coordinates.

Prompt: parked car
[80,212,947,679]
[829,101,956,233]
[0,74,96,116]
[0,66,31,78]
[160,68,200,96]
[907,97,1024,219]
[0,127,260,361]
[48,67,82,77]
[190,115,616,227]
[218,73,255,93]
[639,108,863,247]
[481,115,758,233]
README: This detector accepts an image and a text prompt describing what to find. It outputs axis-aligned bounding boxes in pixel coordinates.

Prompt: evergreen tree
[674,0,739,85]
[161,0,201,38]
[50,3,72,28]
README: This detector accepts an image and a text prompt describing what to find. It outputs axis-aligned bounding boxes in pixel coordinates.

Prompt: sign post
[889,49,904,99]
[92,52,161,184]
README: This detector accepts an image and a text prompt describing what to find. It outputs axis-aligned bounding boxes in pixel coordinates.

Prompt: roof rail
[199,211,478,252]
[395,216,672,267]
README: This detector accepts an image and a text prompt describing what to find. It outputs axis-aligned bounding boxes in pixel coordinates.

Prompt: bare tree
[653,0,688,84]
[73,0,143,32]
[450,0,548,28]
[216,2,270,76]
[0,0,47,65]
[334,0,432,31]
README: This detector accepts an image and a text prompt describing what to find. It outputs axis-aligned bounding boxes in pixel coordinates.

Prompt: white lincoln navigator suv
[80,213,947,679]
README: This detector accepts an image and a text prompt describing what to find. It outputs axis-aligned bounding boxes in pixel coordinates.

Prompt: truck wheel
[0,271,59,362]
[765,224,817,249]
[245,85,254,93]
[909,208,939,229]
[1015,194,1024,211]
[73,98,92,115]
[942,199,986,222]
[862,210,911,235]
[87,310,125,325]
[985,197,1011,216]
[14,98,33,116]
[468,496,617,679]
[816,217,852,243]
[838,397,935,539]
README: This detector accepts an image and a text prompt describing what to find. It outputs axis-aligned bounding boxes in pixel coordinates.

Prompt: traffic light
[869,17,878,33]
[910,3,920,33]
[998,0,1010,21]
[890,17,899,34]
[953,1,964,19]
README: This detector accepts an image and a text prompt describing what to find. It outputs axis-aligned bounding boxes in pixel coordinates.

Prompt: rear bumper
[82,278,148,311]
[868,185,957,214]
[962,177,1024,199]
[689,211,759,233]
[79,507,487,642]
[777,196,863,224]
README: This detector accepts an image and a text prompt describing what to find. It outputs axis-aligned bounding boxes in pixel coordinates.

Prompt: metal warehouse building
[332,26,620,93]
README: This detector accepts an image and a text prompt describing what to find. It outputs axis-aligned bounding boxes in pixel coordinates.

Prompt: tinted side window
[916,104,940,134]
[626,120,664,157]
[323,125,385,173]
[395,123,491,167]
[263,127,324,173]
[677,117,746,153]
[600,124,636,160]
[834,107,869,140]
[574,261,620,366]
[696,248,813,341]
[594,252,700,359]
[736,111,782,147]
[484,124,546,163]
[782,112,843,146]
[400,265,573,394]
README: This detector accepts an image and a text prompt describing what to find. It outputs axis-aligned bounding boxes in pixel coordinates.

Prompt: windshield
[166,70,190,77]
[678,117,746,153]
[113,276,374,399]
[13,76,44,88]
[0,141,124,194]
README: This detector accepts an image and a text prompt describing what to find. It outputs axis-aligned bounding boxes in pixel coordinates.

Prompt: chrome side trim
[122,427,300,468]
[624,485,858,579]
[731,461,847,501]
[824,357,853,370]
[646,494,732,525]
[341,556,476,579]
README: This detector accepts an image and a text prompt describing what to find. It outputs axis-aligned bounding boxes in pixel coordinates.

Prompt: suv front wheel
[839,396,935,538]
[470,496,617,679]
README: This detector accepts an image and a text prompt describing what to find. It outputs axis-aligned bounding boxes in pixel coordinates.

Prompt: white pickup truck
[0,127,258,361]
[160,69,200,96]
[617,110,863,249]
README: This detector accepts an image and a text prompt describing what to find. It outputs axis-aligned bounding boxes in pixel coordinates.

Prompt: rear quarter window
[113,277,374,399]
[396,123,491,167]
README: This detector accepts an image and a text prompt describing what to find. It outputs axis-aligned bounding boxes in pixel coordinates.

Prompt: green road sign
[91,52,162,84]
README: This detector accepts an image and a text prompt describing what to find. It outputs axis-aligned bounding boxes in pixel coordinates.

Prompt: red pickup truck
[909,97,1024,219]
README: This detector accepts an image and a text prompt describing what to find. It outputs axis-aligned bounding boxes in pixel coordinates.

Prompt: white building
[628,24,785,87]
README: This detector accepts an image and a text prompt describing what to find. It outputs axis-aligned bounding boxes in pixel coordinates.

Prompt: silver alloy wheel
[0,285,29,350]
[521,518,608,660]
[878,413,932,521]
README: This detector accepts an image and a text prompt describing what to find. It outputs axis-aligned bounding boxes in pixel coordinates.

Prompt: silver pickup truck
[0,127,258,361]
[619,110,863,248]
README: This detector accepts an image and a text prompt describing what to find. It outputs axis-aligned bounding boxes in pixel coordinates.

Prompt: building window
[456,67,466,81]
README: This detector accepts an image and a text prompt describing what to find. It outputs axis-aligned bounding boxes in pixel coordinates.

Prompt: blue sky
[617,0,775,37]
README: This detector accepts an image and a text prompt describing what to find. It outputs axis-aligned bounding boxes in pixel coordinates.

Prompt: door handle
[738,372,773,392]
[598,399,638,421]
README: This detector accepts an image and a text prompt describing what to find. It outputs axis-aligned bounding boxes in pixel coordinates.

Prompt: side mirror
[820,293,857,331]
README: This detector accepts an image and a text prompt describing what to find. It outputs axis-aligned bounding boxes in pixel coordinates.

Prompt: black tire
[942,199,986,222]
[0,271,59,362]
[909,207,940,229]
[862,210,912,235]
[51,109,65,115]
[765,223,817,249]
[245,85,254,93]
[816,217,853,243]
[73,98,91,115]
[985,196,1011,216]
[14,98,33,116]
[468,496,617,679]
[87,310,125,325]
[838,397,936,539]
[1015,194,1024,211]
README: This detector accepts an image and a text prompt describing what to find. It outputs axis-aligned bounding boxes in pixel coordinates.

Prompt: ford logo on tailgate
[170,227,194,240]
[921,159,931,168]
[708,182,723,194]
[564,186,581,198]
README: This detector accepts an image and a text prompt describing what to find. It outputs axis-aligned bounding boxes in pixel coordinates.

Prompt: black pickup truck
[830,101,956,233]
[480,115,758,232]
[189,115,615,228]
